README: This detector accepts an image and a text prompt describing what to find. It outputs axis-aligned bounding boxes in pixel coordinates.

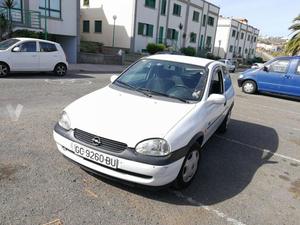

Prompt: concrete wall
[79,52,123,65]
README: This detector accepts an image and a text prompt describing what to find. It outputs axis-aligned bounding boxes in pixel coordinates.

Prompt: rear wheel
[173,144,201,189]
[54,63,67,76]
[242,80,257,94]
[0,63,9,77]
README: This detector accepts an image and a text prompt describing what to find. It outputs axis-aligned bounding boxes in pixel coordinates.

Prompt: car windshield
[0,38,19,50]
[114,59,207,102]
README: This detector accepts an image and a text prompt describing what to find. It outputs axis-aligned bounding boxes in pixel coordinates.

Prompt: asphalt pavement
[0,71,299,225]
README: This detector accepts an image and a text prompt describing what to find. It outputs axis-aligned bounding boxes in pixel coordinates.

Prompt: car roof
[14,37,58,45]
[274,55,300,60]
[146,54,214,67]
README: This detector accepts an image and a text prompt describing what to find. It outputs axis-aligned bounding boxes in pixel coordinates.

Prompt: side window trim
[268,59,291,74]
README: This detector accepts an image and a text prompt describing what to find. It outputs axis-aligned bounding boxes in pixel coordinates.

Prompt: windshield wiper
[139,88,190,103]
[114,80,152,97]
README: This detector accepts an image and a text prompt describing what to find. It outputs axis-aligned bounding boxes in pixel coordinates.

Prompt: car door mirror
[207,94,226,105]
[110,75,118,83]
[263,66,269,72]
[12,46,20,52]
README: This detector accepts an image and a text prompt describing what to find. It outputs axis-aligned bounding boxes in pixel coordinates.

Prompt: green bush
[180,46,196,56]
[12,30,55,41]
[206,53,221,60]
[146,43,165,54]
[80,41,103,53]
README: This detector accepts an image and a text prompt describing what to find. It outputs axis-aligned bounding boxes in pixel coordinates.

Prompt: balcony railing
[0,7,41,30]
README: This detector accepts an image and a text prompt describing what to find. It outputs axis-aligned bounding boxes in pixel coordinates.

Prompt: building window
[241,32,244,39]
[207,16,214,26]
[158,26,164,43]
[161,0,166,15]
[202,14,206,26]
[190,32,197,43]
[245,48,248,54]
[39,0,61,18]
[94,20,102,33]
[167,28,178,41]
[199,35,204,49]
[247,35,250,41]
[229,45,233,52]
[238,47,241,54]
[173,4,181,16]
[232,29,236,37]
[193,11,199,22]
[236,31,239,39]
[83,20,90,33]
[145,0,156,8]
[138,23,154,37]
[206,36,212,51]
[83,0,89,6]
[254,37,257,42]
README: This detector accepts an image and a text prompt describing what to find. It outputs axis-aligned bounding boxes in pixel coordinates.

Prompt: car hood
[243,68,259,74]
[65,86,196,147]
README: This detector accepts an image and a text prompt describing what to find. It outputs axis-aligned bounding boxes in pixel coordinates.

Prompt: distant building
[80,0,220,53]
[256,43,279,52]
[213,16,259,60]
[0,0,80,63]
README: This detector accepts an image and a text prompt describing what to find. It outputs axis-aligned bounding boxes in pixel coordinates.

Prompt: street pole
[44,0,48,40]
[112,15,117,48]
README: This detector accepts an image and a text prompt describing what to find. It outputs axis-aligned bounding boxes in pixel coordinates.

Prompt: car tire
[242,80,257,94]
[54,63,67,76]
[0,63,9,78]
[173,143,201,190]
[218,109,232,133]
[231,69,235,73]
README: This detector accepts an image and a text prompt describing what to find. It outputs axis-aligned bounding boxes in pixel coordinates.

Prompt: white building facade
[0,0,80,63]
[80,0,219,54]
[213,16,259,61]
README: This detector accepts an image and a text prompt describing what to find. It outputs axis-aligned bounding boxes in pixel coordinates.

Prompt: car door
[11,41,39,71]
[280,59,300,97]
[39,42,60,71]
[257,59,290,93]
[204,67,226,140]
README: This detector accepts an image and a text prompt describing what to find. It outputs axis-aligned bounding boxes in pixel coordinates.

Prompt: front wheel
[54,63,67,76]
[173,144,201,189]
[0,63,9,77]
[242,80,257,94]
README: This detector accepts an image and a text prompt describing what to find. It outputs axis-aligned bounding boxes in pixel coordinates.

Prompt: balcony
[0,7,41,30]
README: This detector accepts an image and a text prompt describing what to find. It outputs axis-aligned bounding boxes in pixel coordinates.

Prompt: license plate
[72,143,119,169]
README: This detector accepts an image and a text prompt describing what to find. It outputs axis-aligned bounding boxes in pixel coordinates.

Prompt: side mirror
[110,75,118,83]
[12,46,20,52]
[207,94,226,105]
[263,66,269,72]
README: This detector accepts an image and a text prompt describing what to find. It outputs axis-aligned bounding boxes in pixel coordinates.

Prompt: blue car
[238,56,300,98]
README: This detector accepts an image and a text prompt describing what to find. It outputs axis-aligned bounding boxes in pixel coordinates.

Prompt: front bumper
[53,125,185,187]
[237,78,244,87]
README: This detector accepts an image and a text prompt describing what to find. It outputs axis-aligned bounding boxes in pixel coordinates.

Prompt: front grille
[74,129,128,152]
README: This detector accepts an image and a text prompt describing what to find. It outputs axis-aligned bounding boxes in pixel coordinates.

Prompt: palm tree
[1,0,15,37]
[285,14,300,55]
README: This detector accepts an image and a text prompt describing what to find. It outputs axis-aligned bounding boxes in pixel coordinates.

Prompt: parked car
[218,59,236,72]
[251,63,264,69]
[0,38,68,77]
[238,56,300,97]
[53,55,235,189]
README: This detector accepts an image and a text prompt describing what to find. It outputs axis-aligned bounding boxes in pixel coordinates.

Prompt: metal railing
[0,7,41,30]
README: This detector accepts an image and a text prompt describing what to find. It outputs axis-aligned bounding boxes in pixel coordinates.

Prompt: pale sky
[209,0,300,37]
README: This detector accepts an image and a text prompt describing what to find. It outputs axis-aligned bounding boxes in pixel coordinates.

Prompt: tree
[285,14,300,55]
[0,13,8,40]
[1,0,15,38]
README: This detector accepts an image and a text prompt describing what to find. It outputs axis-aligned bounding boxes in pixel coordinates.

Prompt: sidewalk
[69,64,128,74]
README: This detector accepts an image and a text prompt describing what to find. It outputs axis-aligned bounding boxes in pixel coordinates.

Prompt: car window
[222,66,232,91]
[0,38,19,50]
[209,68,224,95]
[296,61,300,75]
[40,42,57,52]
[19,41,37,52]
[115,59,207,101]
[268,59,290,73]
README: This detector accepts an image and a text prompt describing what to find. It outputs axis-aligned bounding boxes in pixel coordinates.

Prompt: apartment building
[213,16,259,61]
[0,0,80,63]
[80,0,220,54]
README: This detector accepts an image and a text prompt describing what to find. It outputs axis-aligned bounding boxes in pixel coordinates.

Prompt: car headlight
[135,139,170,156]
[58,111,71,130]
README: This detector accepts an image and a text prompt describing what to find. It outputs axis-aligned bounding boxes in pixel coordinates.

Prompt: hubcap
[0,65,8,76]
[244,82,254,93]
[57,65,66,75]
[182,150,200,183]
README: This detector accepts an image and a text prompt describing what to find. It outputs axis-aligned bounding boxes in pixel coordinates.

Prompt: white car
[251,63,264,69]
[53,55,235,189]
[218,59,236,73]
[0,37,68,77]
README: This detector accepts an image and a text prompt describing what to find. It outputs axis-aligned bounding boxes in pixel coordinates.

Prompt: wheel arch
[54,62,67,71]
[0,61,11,71]
[187,132,204,149]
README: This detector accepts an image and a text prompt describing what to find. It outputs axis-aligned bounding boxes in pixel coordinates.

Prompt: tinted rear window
[40,42,57,52]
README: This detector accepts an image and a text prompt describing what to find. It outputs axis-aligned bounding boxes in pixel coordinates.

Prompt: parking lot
[0,71,299,225]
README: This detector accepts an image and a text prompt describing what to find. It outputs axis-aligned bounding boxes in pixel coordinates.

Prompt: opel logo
[92,137,102,146]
